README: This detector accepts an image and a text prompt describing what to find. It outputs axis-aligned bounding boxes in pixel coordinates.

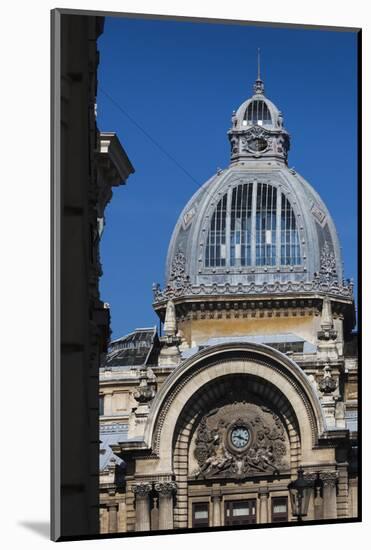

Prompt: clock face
[248,137,268,152]
[230,426,250,449]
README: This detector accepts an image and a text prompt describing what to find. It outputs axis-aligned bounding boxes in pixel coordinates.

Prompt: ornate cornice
[153,277,353,305]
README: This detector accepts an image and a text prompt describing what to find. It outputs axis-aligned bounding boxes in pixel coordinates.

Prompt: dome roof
[165,164,343,287]
[233,93,283,131]
[153,77,352,305]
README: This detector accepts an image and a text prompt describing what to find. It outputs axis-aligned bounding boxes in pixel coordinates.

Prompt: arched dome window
[243,100,272,126]
[205,183,301,268]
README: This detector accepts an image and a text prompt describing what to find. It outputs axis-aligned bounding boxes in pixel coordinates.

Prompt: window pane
[245,100,272,125]
[193,503,209,527]
[273,504,287,513]
[271,497,288,523]
[233,506,249,516]
[195,510,208,519]
[280,194,301,265]
[205,193,227,267]
[233,502,250,516]
[205,183,300,269]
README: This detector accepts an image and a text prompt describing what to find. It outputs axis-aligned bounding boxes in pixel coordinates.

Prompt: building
[52,12,134,539]
[99,70,358,533]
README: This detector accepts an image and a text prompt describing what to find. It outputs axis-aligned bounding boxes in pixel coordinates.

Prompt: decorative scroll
[193,402,289,480]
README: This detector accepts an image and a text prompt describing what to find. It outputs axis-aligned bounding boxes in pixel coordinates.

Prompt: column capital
[211,491,222,500]
[320,471,338,487]
[303,472,319,481]
[258,487,269,497]
[132,481,152,497]
[154,481,177,496]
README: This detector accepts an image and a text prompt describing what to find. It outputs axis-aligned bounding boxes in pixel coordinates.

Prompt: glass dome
[205,182,301,269]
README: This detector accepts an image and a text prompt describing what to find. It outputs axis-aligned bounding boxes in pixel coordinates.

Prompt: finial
[257,47,261,80]
[254,48,265,95]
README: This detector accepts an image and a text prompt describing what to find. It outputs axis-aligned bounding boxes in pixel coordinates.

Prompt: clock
[248,137,268,152]
[230,426,251,450]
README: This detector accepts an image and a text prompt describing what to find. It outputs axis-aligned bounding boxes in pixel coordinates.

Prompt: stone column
[321,472,338,520]
[108,504,118,533]
[303,472,318,520]
[259,488,269,524]
[155,481,177,530]
[132,482,152,531]
[313,485,323,520]
[151,496,159,531]
[100,507,108,534]
[117,501,127,533]
[211,490,222,527]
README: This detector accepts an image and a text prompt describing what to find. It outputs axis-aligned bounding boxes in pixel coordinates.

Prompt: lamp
[288,466,314,521]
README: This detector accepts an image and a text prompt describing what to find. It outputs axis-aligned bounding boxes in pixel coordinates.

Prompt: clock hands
[231,428,250,447]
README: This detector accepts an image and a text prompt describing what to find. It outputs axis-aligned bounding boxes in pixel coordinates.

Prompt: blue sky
[97,17,358,340]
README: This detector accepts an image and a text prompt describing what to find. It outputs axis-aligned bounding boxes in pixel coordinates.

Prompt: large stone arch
[171,372,302,528]
[144,343,326,475]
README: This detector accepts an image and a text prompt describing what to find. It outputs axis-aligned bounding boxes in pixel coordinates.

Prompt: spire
[257,47,261,80]
[254,48,265,95]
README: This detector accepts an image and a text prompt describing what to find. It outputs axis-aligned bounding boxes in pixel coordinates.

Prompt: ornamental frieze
[152,277,353,304]
[193,402,289,480]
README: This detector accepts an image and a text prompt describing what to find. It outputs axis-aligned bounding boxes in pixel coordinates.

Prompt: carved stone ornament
[133,368,156,404]
[169,252,188,287]
[132,482,152,497]
[319,471,338,487]
[193,402,289,480]
[303,472,320,481]
[311,202,326,225]
[182,207,196,229]
[152,276,353,304]
[153,252,192,302]
[318,364,337,394]
[242,126,269,142]
[154,481,177,496]
[318,241,337,282]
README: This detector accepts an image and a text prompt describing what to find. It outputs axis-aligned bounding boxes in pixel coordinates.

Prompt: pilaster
[132,482,152,531]
[154,481,177,530]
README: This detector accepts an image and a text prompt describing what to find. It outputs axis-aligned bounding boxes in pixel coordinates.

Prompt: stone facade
[99,73,358,532]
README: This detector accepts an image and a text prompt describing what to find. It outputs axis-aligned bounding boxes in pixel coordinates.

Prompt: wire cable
[100,87,200,186]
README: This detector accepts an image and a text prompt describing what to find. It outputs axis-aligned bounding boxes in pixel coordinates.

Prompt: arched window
[205,183,301,268]
[243,100,272,126]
